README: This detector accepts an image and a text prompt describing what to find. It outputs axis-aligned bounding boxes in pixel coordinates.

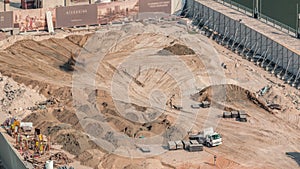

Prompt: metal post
[192,0,195,18]
[261,47,269,66]
[260,0,262,18]
[260,34,263,55]
[253,0,254,17]
[213,8,215,30]
[254,0,259,19]
[296,3,300,38]
[281,45,284,70]
[214,155,217,166]
[218,12,221,34]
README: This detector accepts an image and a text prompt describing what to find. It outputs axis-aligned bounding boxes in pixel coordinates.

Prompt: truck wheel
[206,142,211,147]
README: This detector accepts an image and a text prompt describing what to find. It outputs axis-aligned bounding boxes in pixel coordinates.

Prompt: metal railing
[185,0,300,89]
[259,13,297,36]
[213,0,297,37]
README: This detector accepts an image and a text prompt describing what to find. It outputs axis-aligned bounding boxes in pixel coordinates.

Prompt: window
[212,134,220,140]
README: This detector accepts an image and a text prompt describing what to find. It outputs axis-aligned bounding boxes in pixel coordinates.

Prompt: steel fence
[184,0,300,88]
[212,0,297,37]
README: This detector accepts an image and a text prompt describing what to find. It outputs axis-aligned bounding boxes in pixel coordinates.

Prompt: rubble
[168,141,176,150]
[0,73,45,120]
[49,152,73,165]
[267,103,282,110]
[258,85,271,96]
[188,140,203,152]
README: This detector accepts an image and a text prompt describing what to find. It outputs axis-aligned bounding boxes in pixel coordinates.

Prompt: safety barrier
[184,0,300,88]
[212,0,297,37]
[0,132,28,169]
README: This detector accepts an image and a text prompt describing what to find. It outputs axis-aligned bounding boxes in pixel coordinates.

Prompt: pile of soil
[102,107,171,138]
[49,152,73,165]
[55,131,98,156]
[191,84,271,112]
[163,44,195,55]
[0,73,45,120]
[76,149,105,168]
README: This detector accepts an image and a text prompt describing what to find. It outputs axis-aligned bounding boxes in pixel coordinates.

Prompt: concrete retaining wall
[0,132,27,169]
[184,0,300,84]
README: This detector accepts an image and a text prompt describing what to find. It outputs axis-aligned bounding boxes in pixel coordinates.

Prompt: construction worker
[35,139,39,153]
[13,118,20,138]
[10,123,15,137]
[38,134,43,154]
[24,135,29,151]
[40,141,44,154]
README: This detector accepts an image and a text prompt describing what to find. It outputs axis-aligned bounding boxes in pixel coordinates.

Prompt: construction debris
[188,140,203,152]
[139,146,151,153]
[258,85,271,96]
[238,115,248,122]
[49,152,73,165]
[231,111,239,118]
[191,101,211,109]
[175,140,183,149]
[223,111,231,118]
[267,103,282,110]
[182,140,190,150]
[173,105,183,110]
[201,101,211,108]
[222,110,248,122]
[191,104,201,109]
[238,110,247,117]
[168,141,177,150]
[221,62,227,69]
[58,166,74,169]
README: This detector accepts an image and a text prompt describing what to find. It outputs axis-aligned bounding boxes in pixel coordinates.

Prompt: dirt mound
[0,73,46,120]
[55,131,98,156]
[66,34,92,47]
[99,155,165,169]
[76,149,105,168]
[162,44,195,55]
[49,152,73,165]
[102,107,171,138]
[52,108,82,130]
[191,84,271,112]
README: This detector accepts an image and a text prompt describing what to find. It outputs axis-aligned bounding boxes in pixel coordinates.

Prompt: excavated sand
[0,21,299,168]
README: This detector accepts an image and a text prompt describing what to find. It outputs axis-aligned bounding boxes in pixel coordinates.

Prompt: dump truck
[189,127,222,147]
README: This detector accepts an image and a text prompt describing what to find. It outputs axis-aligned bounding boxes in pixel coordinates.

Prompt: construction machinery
[189,127,222,147]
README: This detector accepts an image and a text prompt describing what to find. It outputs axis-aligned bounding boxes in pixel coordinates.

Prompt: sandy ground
[0,21,299,169]
[0,73,45,122]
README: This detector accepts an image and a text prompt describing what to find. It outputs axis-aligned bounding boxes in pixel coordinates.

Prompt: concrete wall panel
[185,0,300,77]
[0,133,27,169]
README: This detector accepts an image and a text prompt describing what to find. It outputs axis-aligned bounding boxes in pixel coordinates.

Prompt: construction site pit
[0,21,299,169]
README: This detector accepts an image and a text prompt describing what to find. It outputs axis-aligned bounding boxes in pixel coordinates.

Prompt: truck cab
[189,127,222,147]
[206,132,222,147]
